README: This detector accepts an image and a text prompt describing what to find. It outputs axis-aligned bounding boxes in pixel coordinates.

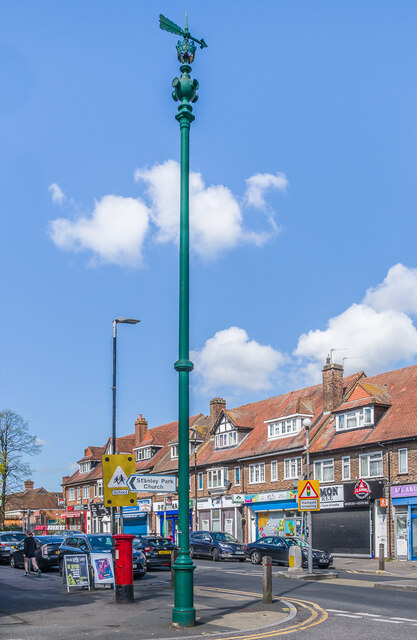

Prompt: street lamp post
[111,317,140,535]
[303,418,313,575]
[159,12,207,628]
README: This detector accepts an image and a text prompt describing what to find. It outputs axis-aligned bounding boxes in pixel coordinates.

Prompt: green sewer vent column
[159,13,207,628]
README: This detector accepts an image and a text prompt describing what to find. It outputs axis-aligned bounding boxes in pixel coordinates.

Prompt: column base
[172,606,196,627]
[115,584,134,603]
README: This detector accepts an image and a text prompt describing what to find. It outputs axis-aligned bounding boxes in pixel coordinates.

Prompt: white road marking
[389,617,417,622]
[335,614,363,619]
[327,609,354,613]
[374,619,404,624]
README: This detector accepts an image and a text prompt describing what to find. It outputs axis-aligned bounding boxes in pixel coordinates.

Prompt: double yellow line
[196,586,328,639]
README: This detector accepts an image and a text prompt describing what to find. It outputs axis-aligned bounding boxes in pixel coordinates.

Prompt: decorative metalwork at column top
[159,13,207,64]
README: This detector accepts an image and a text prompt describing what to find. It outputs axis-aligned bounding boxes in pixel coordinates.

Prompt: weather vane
[159,12,207,64]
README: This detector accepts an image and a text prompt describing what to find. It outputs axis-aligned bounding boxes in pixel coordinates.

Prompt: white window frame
[207,468,228,489]
[249,463,265,485]
[68,488,75,501]
[313,459,334,483]
[234,466,241,486]
[342,456,351,481]
[398,448,408,474]
[359,451,383,478]
[198,472,203,490]
[284,457,302,480]
[79,462,90,474]
[171,445,178,459]
[271,460,278,482]
[336,407,374,431]
[136,446,152,461]
[82,485,89,500]
[266,414,310,440]
[94,481,103,498]
[215,430,238,449]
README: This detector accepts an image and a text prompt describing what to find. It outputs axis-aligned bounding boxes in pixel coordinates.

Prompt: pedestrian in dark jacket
[23,531,41,576]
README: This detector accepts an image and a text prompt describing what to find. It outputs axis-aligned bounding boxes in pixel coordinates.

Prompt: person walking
[23,531,41,576]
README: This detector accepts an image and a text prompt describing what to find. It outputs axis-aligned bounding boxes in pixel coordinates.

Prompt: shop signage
[102,454,136,508]
[344,479,384,507]
[197,497,213,509]
[235,490,297,505]
[64,555,90,591]
[153,500,178,511]
[73,505,85,511]
[391,484,417,498]
[319,484,344,509]
[90,503,109,518]
[137,499,151,512]
[62,511,82,518]
[298,480,320,511]
[127,474,177,493]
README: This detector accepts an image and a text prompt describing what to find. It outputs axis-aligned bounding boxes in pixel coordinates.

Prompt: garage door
[312,508,370,555]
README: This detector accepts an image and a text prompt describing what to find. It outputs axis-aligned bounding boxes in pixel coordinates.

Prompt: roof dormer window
[79,462,91,474]
[336,406,374,431]
[136,446,152,461]
[171,445,178,459]
[213,416,238,450]
[266,414,310,440]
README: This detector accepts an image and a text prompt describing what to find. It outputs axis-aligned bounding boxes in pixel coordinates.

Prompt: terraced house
[62,361,417,561]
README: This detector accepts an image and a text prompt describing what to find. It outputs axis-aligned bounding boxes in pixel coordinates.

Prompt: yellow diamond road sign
[102,454,136,507]
[297,480,320,511]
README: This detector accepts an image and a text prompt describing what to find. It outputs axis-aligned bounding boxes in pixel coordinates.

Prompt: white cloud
[48,182,65,204]
[245,172,288,210]
[135,161,283,259]
[48,195,150,267]
[35,437,49,446]
[363,263,417,315]
[191,326,285,392]
[294,263,417,382]
[49,161,286,266]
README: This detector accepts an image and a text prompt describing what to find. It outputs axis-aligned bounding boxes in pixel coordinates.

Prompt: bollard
[288,545,302,573]
[379,543,385,571]
[262,555,272,604]
[171,548,177,588]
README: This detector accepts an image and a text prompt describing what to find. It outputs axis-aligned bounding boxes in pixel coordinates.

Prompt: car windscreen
[211,533,238,543]
[88,535,113,551]
[35,536,64,543]
[146,538,172,547]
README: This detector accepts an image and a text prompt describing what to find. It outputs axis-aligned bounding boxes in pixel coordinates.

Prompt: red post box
[113,534,135,603]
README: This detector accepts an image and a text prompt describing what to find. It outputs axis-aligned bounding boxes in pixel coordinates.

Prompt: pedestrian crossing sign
[297,480,320,511]
[102,454,136,507]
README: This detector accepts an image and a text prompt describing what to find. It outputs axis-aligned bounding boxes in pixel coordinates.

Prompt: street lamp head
[115,318,140,325]
[303,418,312,430]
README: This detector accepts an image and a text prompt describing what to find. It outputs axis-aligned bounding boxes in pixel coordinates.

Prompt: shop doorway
[411,509,417,560]
[394,508,408,558]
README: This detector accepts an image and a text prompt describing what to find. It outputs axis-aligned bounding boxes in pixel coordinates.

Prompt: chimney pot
[210,397,226,424]
[24,479,34,491]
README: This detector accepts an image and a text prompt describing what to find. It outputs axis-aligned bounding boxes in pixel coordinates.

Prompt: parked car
[9,535,64,571]
[245,535,333,568]
[287,536,333,568]
[189,531,246,561]
[133,536,176,568]
[58,533,146,579]
[0,532,26,564]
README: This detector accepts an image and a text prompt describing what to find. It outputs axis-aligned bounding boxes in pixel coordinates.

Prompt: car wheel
[190,547,195,559]
[251,551,262,565]
[59,560,63,577]
[10,556,17,569]
[211,548,219,562]
[135,572,146,580]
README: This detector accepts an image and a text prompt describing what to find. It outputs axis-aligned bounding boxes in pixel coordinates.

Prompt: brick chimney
[322,358,344,412]
[24,479,34,491]
[62,476,70,485]
[135,414,148,447]
[210,397,226,425]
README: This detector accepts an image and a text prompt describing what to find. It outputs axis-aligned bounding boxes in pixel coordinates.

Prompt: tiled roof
[6,488,63,511]
[77,446,106,463]
[311,364,417,453]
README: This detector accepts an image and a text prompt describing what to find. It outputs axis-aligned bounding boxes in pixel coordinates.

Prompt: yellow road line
[196,586,328,639]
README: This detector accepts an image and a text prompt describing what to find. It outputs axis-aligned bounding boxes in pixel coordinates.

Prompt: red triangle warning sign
[299,481,319,499]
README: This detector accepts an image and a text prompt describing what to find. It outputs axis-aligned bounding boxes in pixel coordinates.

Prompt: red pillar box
[113,534,135,603]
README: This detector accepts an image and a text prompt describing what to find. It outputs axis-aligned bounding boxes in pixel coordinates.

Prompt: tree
[0,410,42,529]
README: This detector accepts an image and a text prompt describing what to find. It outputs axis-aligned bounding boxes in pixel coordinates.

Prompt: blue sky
[2,1,417,491]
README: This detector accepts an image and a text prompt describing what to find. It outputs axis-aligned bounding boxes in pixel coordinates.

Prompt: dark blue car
[189,531,246,561]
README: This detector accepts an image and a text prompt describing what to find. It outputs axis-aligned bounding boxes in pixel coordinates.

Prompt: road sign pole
[305,424,313,575]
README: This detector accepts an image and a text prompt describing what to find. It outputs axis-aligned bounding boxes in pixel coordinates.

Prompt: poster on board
[90,553,115,587]
[64,554,90,591]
